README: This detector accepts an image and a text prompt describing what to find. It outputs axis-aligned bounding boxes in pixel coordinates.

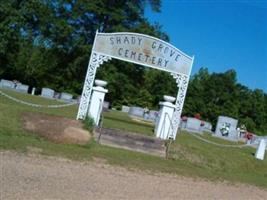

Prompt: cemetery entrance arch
[77,31,194,139]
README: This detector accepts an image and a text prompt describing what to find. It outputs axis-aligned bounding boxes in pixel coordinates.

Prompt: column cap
[93,86,108,93]
[159,101,176,108]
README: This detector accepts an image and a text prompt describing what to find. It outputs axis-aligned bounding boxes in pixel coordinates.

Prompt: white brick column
[88,80,108,126]
[155,96,176,140]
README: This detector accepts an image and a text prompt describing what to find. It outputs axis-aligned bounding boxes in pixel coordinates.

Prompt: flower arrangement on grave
[220,122,230,136]
[194,113,201,120]
[238,124,247,137]
[245,132,253,140]
[240,124,246,132]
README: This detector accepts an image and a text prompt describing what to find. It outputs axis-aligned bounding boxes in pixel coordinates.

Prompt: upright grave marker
[77,31,194,139]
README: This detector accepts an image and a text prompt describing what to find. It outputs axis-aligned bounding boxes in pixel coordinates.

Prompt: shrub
[83,116,95,133]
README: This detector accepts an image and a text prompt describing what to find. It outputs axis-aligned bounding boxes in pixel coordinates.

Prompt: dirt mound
[22,112,91,144]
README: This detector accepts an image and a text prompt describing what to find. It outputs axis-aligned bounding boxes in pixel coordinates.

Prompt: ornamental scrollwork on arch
[170,73,190,138]
[77,52,112,120]
[170,73,183,87]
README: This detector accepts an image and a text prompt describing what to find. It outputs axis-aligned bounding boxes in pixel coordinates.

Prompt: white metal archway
[77,30,194,139]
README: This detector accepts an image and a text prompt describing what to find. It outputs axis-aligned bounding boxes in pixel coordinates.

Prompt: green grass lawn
[1,89,267,189]
[102,110,154,136]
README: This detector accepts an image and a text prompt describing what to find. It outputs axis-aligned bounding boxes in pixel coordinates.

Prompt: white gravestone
[54,92,61,99]
[121,105,130,113]
[251,136,267,147]
[148,110,158,122]
[186,117,202,133]
[180,119,187,129]
[128,107,144,118]
[0,79,15,89]
[16,84,29,93]
[155,96,176,140]
[88,80,108,126]
[103,101,110,109]
[41,88,55,98]
[60,92,73,101]
[255,139,266,160]
[200,121,212,132]
[215,116,238,140]
[31,87,36,95]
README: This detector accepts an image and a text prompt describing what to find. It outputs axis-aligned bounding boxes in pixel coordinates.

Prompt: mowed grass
[102,110,154,136]
[0,89,267,189]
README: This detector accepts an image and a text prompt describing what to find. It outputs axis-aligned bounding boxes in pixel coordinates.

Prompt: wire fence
[0,88,258,149]
[0,89,77,108]
[187,131,248,148]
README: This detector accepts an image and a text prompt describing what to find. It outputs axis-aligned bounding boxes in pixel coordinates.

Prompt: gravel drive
[1,151,266,200]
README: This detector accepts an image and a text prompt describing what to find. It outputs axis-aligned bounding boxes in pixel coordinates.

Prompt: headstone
[186,117,202,133]
[103,101,110,109]
[215,116,238,140]
[77,95,81,104]
[180,117,187,129]
[16,84,29,93]
[54,92,61,99]
[31,87,36,95]
[201,121,212,132]
[251,136,267,147]
[41,88,55,98]
[60,92,73,101]
[255,139,266,160]
[121,105,130,113]
[128,106,144,118]
[180,121,186,129]
[0,79,15,89]
[147,110,158,121]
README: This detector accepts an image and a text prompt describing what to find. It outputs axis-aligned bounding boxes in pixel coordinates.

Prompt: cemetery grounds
[1,89,267,198]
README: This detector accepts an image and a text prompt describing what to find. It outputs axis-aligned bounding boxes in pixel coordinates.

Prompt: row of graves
[121,104,212,136]
[213,116,267,147]
[119,101,266,158]
[120,102,266,148]
[0,79,76,103]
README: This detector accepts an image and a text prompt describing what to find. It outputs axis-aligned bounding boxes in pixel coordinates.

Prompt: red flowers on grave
[245,132,253,140]
[194,113,201,120]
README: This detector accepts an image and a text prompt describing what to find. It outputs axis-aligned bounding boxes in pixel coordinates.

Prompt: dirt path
[1,151,266,200]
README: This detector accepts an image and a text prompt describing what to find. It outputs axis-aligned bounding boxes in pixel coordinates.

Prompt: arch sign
[77,30,194,139]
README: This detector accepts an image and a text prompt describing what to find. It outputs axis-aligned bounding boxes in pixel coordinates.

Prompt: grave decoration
[215,116,238,141]
[220,122,230,136]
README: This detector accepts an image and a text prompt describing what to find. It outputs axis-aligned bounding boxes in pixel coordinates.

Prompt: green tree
[183,68,267,135]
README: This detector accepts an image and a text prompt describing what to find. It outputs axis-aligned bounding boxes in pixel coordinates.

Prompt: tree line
[0,1,266,135]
